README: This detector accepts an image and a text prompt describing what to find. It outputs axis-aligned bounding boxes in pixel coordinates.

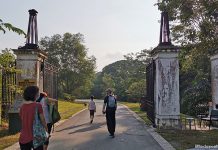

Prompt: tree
[127,79,146,102]
[0,19,25,36]
[0,49,22,95]
[40,33,96,98]
[0,49,15,67]
[102,73,115,94]
[91,49,151,101]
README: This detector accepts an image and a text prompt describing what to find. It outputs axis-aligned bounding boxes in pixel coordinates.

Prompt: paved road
[48,100,163,150]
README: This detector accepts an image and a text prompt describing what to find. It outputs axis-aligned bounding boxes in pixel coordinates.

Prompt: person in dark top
[102,88,117,138]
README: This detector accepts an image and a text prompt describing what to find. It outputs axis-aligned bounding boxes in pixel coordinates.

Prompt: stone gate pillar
[9,9,47,133]
[151,11,180,128]
[210,49,218,110]
[13,49,47,91]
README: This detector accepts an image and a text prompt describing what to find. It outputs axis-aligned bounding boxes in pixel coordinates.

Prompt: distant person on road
[37,92,57,150]
[88,95,96,124]
[102,89,117,138]
[19,86,48,150]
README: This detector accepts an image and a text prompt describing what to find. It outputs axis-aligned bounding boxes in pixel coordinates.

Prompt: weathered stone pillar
[8,49,47,134]
[151,11,180,128]
[8,9,48,133]
[210,49,218,110]
[13,49,47,92]
[151,46,180,128]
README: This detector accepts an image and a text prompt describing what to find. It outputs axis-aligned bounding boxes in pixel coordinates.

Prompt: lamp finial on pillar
[19,9,39,49]
[159,11,172,46]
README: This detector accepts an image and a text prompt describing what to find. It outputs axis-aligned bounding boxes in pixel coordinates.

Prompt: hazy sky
[0,0,160,71]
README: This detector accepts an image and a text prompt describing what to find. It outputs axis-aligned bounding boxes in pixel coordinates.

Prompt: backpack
[107,95,116,108]
[50,104,61,124]
[33,105,47,148]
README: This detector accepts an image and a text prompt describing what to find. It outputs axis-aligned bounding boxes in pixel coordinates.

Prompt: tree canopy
[91,49,151,101]
[40,33,96,99]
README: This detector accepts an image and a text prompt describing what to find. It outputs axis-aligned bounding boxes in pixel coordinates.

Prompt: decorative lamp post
[9,9,47,133]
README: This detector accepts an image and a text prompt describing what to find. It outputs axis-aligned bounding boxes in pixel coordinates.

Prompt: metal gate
[43,61,58,99]
[146,59,155,125]
[1,68,16,120]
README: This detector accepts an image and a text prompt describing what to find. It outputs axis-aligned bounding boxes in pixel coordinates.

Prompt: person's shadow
[56,123,88,132]
[68,122,105,134]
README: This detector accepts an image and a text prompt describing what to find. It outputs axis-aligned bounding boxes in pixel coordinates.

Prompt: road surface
[48,100,163,150]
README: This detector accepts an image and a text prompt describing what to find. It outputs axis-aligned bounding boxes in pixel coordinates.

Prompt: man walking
[102,89,117,138]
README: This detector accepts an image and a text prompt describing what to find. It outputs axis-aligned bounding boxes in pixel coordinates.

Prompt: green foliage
[181,77,211,116]
[102,73,115,93]
[0,49,22,94]
[63,93,76,101]
[90,72,104,98]
[0,19,26,36]
[127,79,146,102]
[0,49,15,67]
[39,33,96,99]
[91,49,151,101]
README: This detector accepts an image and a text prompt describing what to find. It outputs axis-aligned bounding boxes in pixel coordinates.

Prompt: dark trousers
[44,123,53,145]
[90,110,95,117]
[106,108,116,135]
[19,141,43,150]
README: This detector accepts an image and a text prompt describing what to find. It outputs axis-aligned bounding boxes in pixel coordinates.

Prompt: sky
[0,0,160,71]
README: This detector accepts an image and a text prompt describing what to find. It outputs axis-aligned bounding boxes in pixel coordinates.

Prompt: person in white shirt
[88,95,96,124]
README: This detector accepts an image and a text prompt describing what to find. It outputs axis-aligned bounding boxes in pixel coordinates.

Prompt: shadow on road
[56,123,89,132]
[68,122,105,134]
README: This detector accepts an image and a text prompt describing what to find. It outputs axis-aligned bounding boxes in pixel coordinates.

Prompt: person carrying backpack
[37,92,57,150]
[19,86,48,150]
[102,88,117,138]
[88,95,96,124]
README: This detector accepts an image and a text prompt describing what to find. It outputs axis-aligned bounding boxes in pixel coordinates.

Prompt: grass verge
[58,100,86,120]
[0,126,19,150]
[0,100,86,150]
[120,102,152,126]
[121,101,218,150]
[157,129,218,150]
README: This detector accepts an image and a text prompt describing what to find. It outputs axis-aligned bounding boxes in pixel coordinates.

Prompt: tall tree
[91,49,151,101]
[40,33,96,98]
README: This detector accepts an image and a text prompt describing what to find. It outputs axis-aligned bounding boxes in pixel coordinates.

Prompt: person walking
[19,86,48,150]
[37,92,57,150]
[88,95,96,124]
[102,89,117,138]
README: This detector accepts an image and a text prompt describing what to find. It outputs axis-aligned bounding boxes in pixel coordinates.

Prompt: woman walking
[19,86,48,150]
